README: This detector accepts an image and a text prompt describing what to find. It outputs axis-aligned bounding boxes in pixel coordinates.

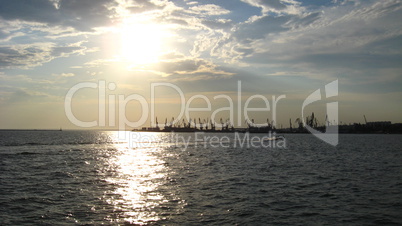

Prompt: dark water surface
[0,131,401,225]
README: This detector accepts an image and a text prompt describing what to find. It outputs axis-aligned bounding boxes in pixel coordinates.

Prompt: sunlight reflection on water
[104,132,169,224]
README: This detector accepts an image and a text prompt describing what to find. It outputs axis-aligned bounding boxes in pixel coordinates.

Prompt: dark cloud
[0,44,87,69]
[365,34,402,54]
[229,11,320,45]
[51,46,83,57]
[295,52,402,70]
[0,46,19,55]
[0,0,58,24]
[0,46,36,68]
[155,14,189,27]
[135,53,234,79]
[241,0,286,11]
[201,19,233,30]
[230,10,320,44]
[290,34,402,71]
[154,58,211,76]
[126,0,164,14]
[234,15,290,40]
[166,18,189,26]
[58,0,118,30]
[236,47,254,57]
[189,4,230,16]
[286,12,321,29]
[0,0,118,31]
[258,0,287,10]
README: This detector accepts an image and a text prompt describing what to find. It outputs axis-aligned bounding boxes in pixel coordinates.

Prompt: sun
[119,19,168,66]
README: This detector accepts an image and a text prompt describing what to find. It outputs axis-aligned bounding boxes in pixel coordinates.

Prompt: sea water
[0,130,401,225]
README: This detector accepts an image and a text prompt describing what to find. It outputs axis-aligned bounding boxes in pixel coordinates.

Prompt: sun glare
[119,19,168,66]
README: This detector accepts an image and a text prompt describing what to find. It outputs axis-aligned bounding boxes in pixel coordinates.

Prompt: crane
[295,118,303,130]
[289,118,292,130]
[199,118,203,130]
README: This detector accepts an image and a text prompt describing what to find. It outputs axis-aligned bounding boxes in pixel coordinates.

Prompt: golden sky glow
[0,0,402,129]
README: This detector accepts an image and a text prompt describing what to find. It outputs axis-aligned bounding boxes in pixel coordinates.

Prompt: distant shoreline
[0,129,63,131]
[1,129,401,134]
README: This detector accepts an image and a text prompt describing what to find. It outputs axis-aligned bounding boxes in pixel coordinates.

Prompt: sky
[0,0,401,130]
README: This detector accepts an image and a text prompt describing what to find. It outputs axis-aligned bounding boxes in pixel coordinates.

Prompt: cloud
[125,0,165,14]
[173,5,318,64]
[241,0,286,11]
[53,73,75,77]
[201,19,234,30]
[186,1,199,6]
[0,42,91,69]
[340,0,402,20]
[130,53,235,79]
[235,15,290,40]
[0,30,9,40]
[200,0,402,84]
[240,0,304,15]
[0,0,118,31]
[0,0,59,25]
[189,4,231,16]
[285,12,321,29]
[0,44,51,69]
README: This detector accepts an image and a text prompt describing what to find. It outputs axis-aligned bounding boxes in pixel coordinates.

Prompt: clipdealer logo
[64,80,339,146]
[64,80,286,131]
[302,80,339,146]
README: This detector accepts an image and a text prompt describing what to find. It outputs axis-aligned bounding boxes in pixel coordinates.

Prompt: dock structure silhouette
[135,114,402,134]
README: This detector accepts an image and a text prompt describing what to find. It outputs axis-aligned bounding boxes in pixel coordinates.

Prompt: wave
[1,141,118,147]
[0,151,40,156]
